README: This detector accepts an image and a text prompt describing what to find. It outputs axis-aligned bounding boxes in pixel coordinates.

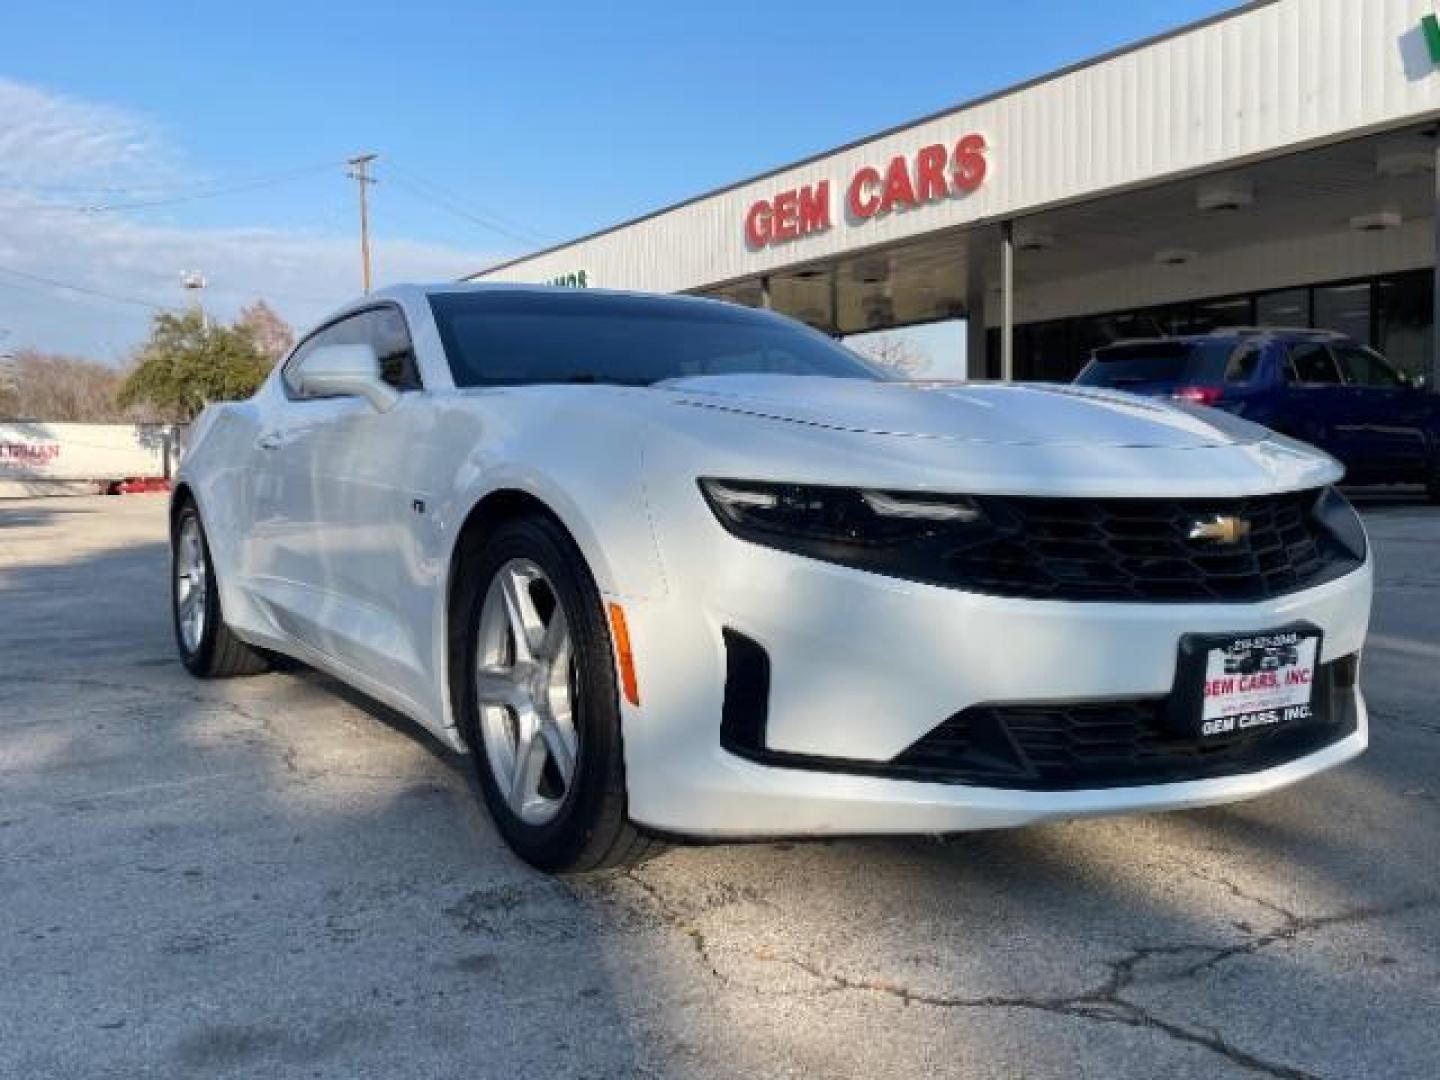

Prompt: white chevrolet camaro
[172,285,1372,871]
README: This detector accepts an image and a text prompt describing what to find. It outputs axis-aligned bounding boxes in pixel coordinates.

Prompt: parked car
[172,286,1372,872]
[1074,329,1440,500]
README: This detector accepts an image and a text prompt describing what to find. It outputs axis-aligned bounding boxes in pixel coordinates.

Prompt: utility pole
[347,153,377,293]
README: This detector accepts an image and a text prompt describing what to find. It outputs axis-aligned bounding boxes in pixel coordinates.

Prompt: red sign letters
[744,134,988,249]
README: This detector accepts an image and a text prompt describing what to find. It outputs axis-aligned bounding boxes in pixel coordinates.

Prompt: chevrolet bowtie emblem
[1188,514,1252,544]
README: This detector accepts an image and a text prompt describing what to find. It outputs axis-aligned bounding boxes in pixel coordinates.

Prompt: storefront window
[1187,295,1253,333]
[1313,282,1372,344]
[1256,289,1309,328]
[1020,320,1076,382]
[1006,271,1432,386]
[1375,270,1432,381]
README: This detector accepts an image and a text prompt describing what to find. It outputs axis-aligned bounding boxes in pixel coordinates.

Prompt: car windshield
[1075,341,1234,386]
[429,290,886,387]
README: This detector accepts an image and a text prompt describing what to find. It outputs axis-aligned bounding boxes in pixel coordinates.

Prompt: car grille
[888,655,1360,791]
[950,489,1360,602]
[719,629,1360,793]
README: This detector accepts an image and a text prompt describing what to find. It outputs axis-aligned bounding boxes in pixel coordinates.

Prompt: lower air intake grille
[889,655,1359,790]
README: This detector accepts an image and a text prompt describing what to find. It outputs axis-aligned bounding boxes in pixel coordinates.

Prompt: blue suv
[1074,329,1440,501]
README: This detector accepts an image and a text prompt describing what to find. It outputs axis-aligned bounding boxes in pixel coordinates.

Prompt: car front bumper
[615,527,1372,838]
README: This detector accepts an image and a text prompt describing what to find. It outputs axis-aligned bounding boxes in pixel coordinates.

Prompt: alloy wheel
[474,558,580,826]
[175,515,208,654]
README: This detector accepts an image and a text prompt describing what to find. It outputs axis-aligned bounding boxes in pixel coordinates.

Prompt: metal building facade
[469,0,1440,385]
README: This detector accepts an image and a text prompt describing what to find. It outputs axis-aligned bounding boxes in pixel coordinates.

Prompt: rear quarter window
[1076,342,1233,387]
[1224,344,1263,384]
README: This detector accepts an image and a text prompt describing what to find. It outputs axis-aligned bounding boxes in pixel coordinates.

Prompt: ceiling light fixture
[1153,248,1198,266]
[1014,230,1056,252]
[1349,210,1403,232]
[1196,178,1254,212]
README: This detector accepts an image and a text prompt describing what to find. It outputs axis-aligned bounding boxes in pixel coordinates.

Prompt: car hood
[658,375,1273,450]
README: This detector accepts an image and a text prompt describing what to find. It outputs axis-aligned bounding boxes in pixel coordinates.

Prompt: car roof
[370,281,737,309]
[300,281,755,333]
[1098,327,1353,350]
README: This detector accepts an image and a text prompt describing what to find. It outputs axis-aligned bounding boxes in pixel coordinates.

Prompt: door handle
[256,431,283,450]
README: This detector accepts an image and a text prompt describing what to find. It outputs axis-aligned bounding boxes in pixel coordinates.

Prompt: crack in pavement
[1183,863,1299,924]
[1175,895,1433,980]
[620,867,1436,1080]
[770,947,1322,1080]
[1175,863,1437,978]
[620,869,732,985]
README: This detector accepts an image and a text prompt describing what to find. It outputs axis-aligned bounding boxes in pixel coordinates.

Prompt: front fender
[174,400,262,618]
[432,396,668,602]
[424,391,670,743]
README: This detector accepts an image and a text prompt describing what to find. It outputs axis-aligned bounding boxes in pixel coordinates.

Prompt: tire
[171,501,270,678]
[1427,453,1440,505]
[457,515,664,873]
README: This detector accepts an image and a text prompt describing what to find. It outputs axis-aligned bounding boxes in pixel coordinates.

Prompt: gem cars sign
[743,133,988,250]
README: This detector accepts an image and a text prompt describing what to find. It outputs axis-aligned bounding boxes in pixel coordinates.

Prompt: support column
[759,275,771,310]
[829,267,841,337]
[1001,219,1015,382]
[965,262,988,380]
[1432,143,1440,393]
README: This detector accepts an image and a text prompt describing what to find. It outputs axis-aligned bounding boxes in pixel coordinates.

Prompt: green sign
[543,270,590,288]
[1423,14,1440,65]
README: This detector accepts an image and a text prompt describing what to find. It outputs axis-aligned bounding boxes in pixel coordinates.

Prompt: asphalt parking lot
[1,494,1437,1079]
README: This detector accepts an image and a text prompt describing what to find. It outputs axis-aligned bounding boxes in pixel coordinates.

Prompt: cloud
[0,79,496,359]
[0,77,175,191]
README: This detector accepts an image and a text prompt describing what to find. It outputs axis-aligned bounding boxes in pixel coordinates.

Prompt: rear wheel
[172,503,269,678]
[458,516,662,873]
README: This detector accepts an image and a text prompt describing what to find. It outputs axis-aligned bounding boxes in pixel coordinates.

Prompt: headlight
[697,478,999,576]
[1311,486,1367,561]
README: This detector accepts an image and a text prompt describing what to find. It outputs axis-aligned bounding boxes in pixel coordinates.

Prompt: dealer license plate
[1171,625,1323,740]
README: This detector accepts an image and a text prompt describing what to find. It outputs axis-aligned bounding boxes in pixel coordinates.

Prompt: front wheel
[171,502,269,678]
[459,516,662,873]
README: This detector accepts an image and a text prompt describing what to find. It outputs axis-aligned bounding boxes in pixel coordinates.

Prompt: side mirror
[296,343,400,412]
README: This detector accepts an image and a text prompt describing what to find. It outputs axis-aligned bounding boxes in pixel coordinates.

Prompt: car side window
[366,307,423,391]
[283,317,358,399]
[1285,343,1343,386]
[1224,344,1261,384]
[281,306,421,399]
[1333,344,1401,389]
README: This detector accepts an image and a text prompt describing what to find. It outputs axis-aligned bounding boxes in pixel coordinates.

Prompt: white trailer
[0,422,176,498]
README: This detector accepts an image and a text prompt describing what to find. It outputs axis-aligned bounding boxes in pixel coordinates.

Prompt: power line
[0,267,346,320]
[203,281,347,307]
[0,160,345,215]
[384,164,552,247]
[0,264,172,310]
[3,157,553,252]
[81,161,344,213]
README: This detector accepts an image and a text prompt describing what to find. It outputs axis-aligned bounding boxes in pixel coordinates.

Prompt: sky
[0,0,1236,369]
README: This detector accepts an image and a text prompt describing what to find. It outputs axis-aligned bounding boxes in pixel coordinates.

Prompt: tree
[118,308,272,421]
[849,333,930,378]
[0,354,17,417]
[236,299,295,363]
[0,349,150,422]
